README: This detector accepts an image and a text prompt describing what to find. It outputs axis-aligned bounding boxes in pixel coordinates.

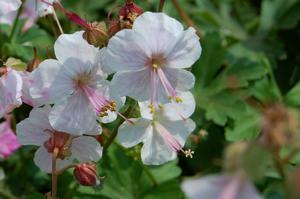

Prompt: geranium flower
[0,68,23,118]
[103,12,201,108]
[16,106,103,173]
[181,174,262,199]
[0,120,21,159]
[30,31,121,135]
[117,102,196,165]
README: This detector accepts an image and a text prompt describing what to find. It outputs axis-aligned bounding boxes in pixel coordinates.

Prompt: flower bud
[83,22,109,47]
[73,163,100,186]
[118,1,143,29]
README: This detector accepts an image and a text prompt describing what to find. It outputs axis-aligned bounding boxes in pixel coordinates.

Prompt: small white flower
[30,31,120,135]
[0,68,23,118]
[181,174,262,199]
[103,12,201,108]
[118,105,196,165]
[16,106,103,173]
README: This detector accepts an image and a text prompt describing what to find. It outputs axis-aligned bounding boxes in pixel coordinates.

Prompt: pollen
[183,149,194,158]
[148,104,155,114]
[175,96,183,103]
[152,63,158,69]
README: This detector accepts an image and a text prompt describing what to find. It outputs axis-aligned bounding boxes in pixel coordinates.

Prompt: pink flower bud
[73,163,100,186]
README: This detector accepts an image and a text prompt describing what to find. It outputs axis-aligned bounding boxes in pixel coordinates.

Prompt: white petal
[16,106,52,146]
[54,31,98,68]
[103,29,150,72]
[94,48,110,77]
[133,12,183,57]
[0,69,22,118]
[138,101,154,120]
[164,68,195,91]
[165,27,201,69]
[71,136,103,162]
[34,146,73,173]
[0,0,21,16]
[159,118,195,146]
[30,59,65,104]
[110,68,151,101]
[118,118,151,148]
[162,92,196,121]
[0,11,16,25]
[141,126,176,165]
[49,92,101,135]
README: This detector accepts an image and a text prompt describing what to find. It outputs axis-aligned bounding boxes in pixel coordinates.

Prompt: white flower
[181,174,262,199]
[117,105,196,165]
[103,12,201,108]
[0,0,21,16]
[16,106,103,173]
[30,31,119,135]
[0,68,23,118]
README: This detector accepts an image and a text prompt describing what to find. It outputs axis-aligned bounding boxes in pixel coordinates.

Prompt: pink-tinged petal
[0,11,16,25]
[163,68,195,91]
[0,0,21,16]
[158,118,195,146]
[30,59,75,104]
[103,29,150,72]
[49,92,101,135]
[141,127,177,165]
[71,136,103,162]
[54,31,98,68]
[162,92,196,120]
[111,68,151,101]
[181,175,262,199]
[165,27,201,69]
[0,121,20,158]
[34,146,73,173]
[0,69,22,118]
[132,12,182,57]
[118,118,151,148]
[16,106,52,146]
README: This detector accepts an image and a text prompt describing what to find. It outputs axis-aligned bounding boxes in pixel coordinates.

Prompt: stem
[51,148,59,199]
[103,99,137,152]
[171,0,203,38]
[55,163,77,176]
[52,10,64,34]
[8,1,24,42]
[158,0,165,12]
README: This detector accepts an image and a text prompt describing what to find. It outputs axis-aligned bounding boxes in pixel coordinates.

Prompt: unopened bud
[83,22,109,47]
[73,163,100,186]
[118,1,143,30]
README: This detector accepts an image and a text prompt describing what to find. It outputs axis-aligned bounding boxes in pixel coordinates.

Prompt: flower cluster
[0,0,201,192]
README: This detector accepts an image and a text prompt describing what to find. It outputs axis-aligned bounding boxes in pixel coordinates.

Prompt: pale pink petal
[0,0,21,16]
[0,121,20,158]
[71,136,102,162]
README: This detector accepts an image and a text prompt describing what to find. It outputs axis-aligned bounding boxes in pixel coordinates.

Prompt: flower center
[43,131,73,160]
[148,56,183,114]
[154,122,194,158]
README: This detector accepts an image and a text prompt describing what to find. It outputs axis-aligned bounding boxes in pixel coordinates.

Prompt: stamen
[155,122,194,158]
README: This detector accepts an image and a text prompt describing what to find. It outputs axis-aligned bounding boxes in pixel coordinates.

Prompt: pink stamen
[82,86,110,115]
[67,13,92,30]
[155,122,182,152]
[150,69,158,106]
[156,68,177,98]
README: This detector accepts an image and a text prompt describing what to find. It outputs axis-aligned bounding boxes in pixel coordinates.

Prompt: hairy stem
[171,0,203,38]
[52,10,64,34]
[158,0,165,12]
[51,148,59,199]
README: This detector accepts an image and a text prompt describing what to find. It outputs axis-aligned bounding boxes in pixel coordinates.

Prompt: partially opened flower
[0,68,23,118]
[30,31,120,135]
[181,174,262,199]
[103,12,201,109]
[16,106,103,173]
[0,120,21,159]
[118,104,195,165]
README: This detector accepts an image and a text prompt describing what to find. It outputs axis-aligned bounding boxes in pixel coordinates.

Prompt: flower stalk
[51,147,59,199]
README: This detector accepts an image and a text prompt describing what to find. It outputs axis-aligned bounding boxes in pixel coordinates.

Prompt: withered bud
[74,163,100,186]
[118,1,143,29]
[261,104,299,151]
[27,48,40,72]
[108,20,121,36]
[83,22,109,47]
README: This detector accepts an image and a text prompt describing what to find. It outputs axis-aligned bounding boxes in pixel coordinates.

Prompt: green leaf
[285,81,300,107]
